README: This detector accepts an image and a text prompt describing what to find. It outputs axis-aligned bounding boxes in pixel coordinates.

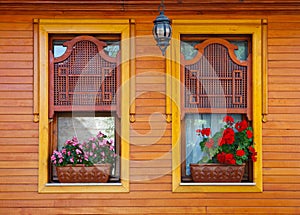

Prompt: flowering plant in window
[196,116,257,165]
[82,131,117,164]
[51,131,117,167]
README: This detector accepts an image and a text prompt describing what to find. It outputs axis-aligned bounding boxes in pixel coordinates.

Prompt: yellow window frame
[37,19,130,193]
[167,19,267,192]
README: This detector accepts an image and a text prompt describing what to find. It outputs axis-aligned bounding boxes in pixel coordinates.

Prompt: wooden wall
[0,2,300,214]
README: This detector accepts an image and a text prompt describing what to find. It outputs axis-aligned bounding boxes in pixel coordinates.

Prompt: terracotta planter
[56,163,111,183]
[190,163,245,182]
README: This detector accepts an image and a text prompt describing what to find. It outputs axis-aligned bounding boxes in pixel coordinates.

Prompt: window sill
[46,182,123,187]
[180,182,256,186]
[39,181,129,193]
[173,181,262,192]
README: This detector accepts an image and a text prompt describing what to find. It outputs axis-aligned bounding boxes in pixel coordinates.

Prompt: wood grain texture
[0,3,299,214]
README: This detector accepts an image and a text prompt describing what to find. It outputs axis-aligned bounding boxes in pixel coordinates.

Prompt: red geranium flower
[222,128,235,144]
[235,119,248,132]
[246,130,253,139]
[217,152,226,163]
[236,149,245,156]
[201,128,211,137]
[196,129,201,134]
[223,115,234,124]
[248,146,256,154]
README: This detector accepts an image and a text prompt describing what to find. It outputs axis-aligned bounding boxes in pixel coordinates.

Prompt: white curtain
[185,113,241,175]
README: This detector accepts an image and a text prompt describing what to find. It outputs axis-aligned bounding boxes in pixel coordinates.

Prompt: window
[180,35,253,182]
[37,19,130,193]
[168,20,265,192]
[48,35,121,183]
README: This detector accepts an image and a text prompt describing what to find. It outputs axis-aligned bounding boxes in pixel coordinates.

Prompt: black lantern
[152,0,172,56]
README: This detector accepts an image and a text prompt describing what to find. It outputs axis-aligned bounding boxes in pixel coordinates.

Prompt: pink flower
[70,157,74,163]
[76,149,82,154]
[205,138,214,148]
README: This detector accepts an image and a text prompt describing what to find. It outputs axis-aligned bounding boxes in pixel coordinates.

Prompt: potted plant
[51,131,117,183]
[190,115,257,182]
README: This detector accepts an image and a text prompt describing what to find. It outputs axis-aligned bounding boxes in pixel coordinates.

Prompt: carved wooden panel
[181,38,251,117]
[49,35,120,118]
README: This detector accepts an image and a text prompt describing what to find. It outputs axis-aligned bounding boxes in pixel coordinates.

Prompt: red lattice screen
[49,35,120,118]
[181,38,251,118]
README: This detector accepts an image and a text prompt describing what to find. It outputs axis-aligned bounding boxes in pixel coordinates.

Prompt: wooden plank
[263,152,300,160]
[0,100,32,107]
[0,130,38,138]
[269,61,300,68]
[263,145,300,152]
[130,145,171,152]
[0,122,37,130]
[208,207,299,214]
[0,61,32,69]
[0,91,32,99]
[0,69,32,76]
[263,129,300,136]
[0,107,33,114]
[0,176,37,184]
[268,68,300,76]
[0,115,34,122]
[0,23,32,31]
[269,29,300,38]
[0,38,32,46]
[269,99,300,106]
[0,207,206,214]
[135,98,165,107]
[0,169,37,176]
[0,46,32,53]
[269,91,300,99]
[263,161,300,168]
[263,121,300,129]
[0,53,32,61]
[0,161,37,169]
[0,145,38,152]
[269,45,300,53]
[130,129,171,137]
[0,153,38,161]
[264,168,300,176]
[269,84,300,91]
[268,38,300,45]
[269,53,300,61]
[0,30,32,38]
[130,152,172,160]
[0,84,32,91]
[263,136,300,144]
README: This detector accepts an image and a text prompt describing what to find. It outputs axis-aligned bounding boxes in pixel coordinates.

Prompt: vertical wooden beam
[262,19,268,123]
[165,41,172,123]
[129,19,136,123]
[33,19,39,123]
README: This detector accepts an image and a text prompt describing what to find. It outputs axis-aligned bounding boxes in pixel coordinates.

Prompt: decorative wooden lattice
[181,38,251,118]
[49,35,120,118]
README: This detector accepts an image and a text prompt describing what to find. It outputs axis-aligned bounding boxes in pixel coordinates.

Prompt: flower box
[190,163,245,183]
[56,163,111,183]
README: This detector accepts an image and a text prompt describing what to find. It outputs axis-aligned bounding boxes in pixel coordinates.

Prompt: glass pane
[57,116,115,149]
[185,113,242,175]
[103,41,120,57]
[53,40,120,58]
[181,41,201,60]
[53,41,67,58]
[181,39,248,61]
[229,40,248,61]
